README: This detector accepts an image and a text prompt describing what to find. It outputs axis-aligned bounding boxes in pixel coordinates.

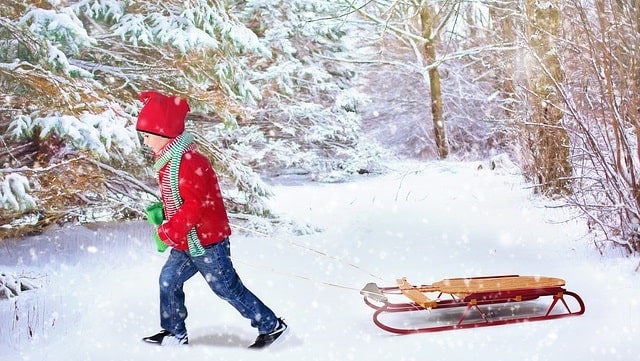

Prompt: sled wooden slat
[431,275,566,296]
[396,278,437,309]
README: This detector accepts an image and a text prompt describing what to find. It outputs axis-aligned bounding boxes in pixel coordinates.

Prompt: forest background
[1,0,639,278]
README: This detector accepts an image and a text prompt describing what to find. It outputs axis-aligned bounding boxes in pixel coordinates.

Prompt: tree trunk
[420,5,448,159]
[489,1,517,116]
[525,0,572,195]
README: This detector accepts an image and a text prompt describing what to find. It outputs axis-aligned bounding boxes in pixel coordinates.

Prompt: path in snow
[1,161,639,361]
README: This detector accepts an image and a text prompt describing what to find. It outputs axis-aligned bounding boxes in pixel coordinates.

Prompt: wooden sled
[360,275,585,334]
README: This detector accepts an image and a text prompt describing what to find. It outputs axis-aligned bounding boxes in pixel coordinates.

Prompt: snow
[2,161,639,360]
[7,109,138,161]
[0,174,36,212]
[74,0,126,23]
[20,7,96,54]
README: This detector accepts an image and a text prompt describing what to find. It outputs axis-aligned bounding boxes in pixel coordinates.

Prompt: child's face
[140,132,171,154]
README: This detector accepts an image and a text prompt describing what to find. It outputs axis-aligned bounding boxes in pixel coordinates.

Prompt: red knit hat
[136,91,190,138]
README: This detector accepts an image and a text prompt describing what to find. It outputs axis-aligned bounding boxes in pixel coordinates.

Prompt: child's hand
[153,232,169,252]
[145,202,164,226]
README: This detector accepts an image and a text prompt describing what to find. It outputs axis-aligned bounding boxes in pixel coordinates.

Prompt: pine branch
[87,158,159,199]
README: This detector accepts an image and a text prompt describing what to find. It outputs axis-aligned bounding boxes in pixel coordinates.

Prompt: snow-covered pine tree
[1,0,385,236]
[226,0,386,181]
[1,0,271,236]
[1,0,144,235]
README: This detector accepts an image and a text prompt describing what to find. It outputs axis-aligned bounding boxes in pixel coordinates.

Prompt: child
[136,90,286,348]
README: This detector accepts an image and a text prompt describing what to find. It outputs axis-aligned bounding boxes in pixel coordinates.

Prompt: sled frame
[361,275,585,334]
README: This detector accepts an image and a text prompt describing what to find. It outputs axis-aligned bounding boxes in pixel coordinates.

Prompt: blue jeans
[158,238,277,336]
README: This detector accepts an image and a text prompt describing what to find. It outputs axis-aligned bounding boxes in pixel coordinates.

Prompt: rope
[230,222,390,292]
[232,258,363,292]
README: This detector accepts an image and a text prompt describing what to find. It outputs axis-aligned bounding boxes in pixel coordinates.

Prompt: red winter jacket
[156,148,231,251]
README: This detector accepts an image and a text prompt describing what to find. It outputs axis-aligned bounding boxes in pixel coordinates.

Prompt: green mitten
[153,232,168,253]
[145,202,164,226]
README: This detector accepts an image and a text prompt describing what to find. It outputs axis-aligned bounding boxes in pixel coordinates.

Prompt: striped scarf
[153,132,205,257]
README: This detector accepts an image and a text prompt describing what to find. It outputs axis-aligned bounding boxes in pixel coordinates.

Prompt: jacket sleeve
[157,155,211,246]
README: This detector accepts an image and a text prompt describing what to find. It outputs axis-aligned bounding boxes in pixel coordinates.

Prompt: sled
[360,275,585,334]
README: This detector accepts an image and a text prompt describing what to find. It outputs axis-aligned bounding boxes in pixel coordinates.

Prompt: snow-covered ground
[2,161,639,361]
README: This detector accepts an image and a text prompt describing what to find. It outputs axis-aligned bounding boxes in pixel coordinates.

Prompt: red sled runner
[360,275,585,334]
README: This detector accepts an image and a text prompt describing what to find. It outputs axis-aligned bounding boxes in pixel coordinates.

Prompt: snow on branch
[73,0,126,23]
[0,272,42,299]
[20,7,96,54]
[0,173,36,212]
[8,109,138,161]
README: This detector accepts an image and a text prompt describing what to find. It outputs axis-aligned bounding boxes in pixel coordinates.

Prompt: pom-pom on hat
[136,91,190,138]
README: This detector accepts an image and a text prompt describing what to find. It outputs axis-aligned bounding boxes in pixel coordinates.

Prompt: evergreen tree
[228,0,381,181]
[0,0,382,236]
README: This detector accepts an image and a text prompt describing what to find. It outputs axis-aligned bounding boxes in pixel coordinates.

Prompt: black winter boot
[248,318,288,349]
